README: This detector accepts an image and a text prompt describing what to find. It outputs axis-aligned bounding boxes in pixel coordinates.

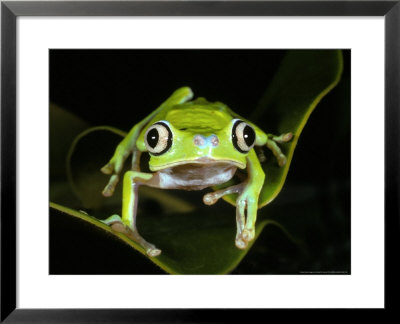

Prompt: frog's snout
[193,134,219,148]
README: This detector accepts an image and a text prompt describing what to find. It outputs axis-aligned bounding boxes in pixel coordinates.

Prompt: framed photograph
[1,0,397,321]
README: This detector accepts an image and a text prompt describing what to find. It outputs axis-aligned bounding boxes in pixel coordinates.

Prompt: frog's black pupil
[243,125,255,147]
[147,128,159,148]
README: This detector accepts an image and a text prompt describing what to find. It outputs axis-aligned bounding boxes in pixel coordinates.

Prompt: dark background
[50,49,350,274]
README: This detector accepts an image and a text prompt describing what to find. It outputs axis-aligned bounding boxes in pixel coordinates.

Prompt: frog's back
[164,98,233,133]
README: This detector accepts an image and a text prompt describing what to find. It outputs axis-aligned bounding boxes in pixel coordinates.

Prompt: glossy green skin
[136,97,267,171]
[100,87,290,257]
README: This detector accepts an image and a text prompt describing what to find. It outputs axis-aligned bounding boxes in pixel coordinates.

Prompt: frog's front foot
[203,184,258,250]
[234,193,258,250]
[101,215,162,257]
[235,236,247,249]
[241,228,255,242]
[267,132,293,167]
[235,228,256,249]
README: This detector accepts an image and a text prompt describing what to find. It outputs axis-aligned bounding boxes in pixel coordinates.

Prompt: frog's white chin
[149,157,245,172]
[153,160,242,190]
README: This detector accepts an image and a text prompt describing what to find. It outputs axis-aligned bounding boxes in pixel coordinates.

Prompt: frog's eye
[231,120,256,153]
[145,122,173,155]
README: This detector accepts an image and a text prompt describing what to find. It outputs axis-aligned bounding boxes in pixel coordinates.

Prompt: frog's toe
[101,163,114,175]
[276,154,286,167]
[235,237,248,249]
[147,247,162,257]
[101,214,122,225]
[273,132,293,144]
[203,192,218,205]
[110,222,129,234]
[101,215,129,233]
[241,228,255,242]
[102,174,120,197]
[282,132,293,142]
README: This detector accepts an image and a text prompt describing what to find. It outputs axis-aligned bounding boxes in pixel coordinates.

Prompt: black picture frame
[1,0,398,321]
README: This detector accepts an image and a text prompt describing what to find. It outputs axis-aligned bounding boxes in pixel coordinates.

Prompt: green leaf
[50,201,297,274]
[50,103,89,179]
[50,103,90,207]
[222,50,343,207]
[50,50,343,274]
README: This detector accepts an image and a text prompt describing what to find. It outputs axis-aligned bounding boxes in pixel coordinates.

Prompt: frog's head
[139,117,257,172]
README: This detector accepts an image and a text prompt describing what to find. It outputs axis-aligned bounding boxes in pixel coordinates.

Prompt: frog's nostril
[193,134,219,148]
[193,135,206,147]
[209,135,219,147]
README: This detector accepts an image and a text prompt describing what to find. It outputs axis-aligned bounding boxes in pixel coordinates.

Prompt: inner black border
[1,1,399,322]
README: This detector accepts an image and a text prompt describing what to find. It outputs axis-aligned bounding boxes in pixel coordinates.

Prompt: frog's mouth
[150,157,245,172]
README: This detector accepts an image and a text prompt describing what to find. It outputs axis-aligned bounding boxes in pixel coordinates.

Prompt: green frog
[101,87,292,257]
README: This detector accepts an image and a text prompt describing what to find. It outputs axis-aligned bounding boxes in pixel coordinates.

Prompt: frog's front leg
[236,149,265,248]
[203,150,265,249]
[101,87,194,197]
[102,170,162,257]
